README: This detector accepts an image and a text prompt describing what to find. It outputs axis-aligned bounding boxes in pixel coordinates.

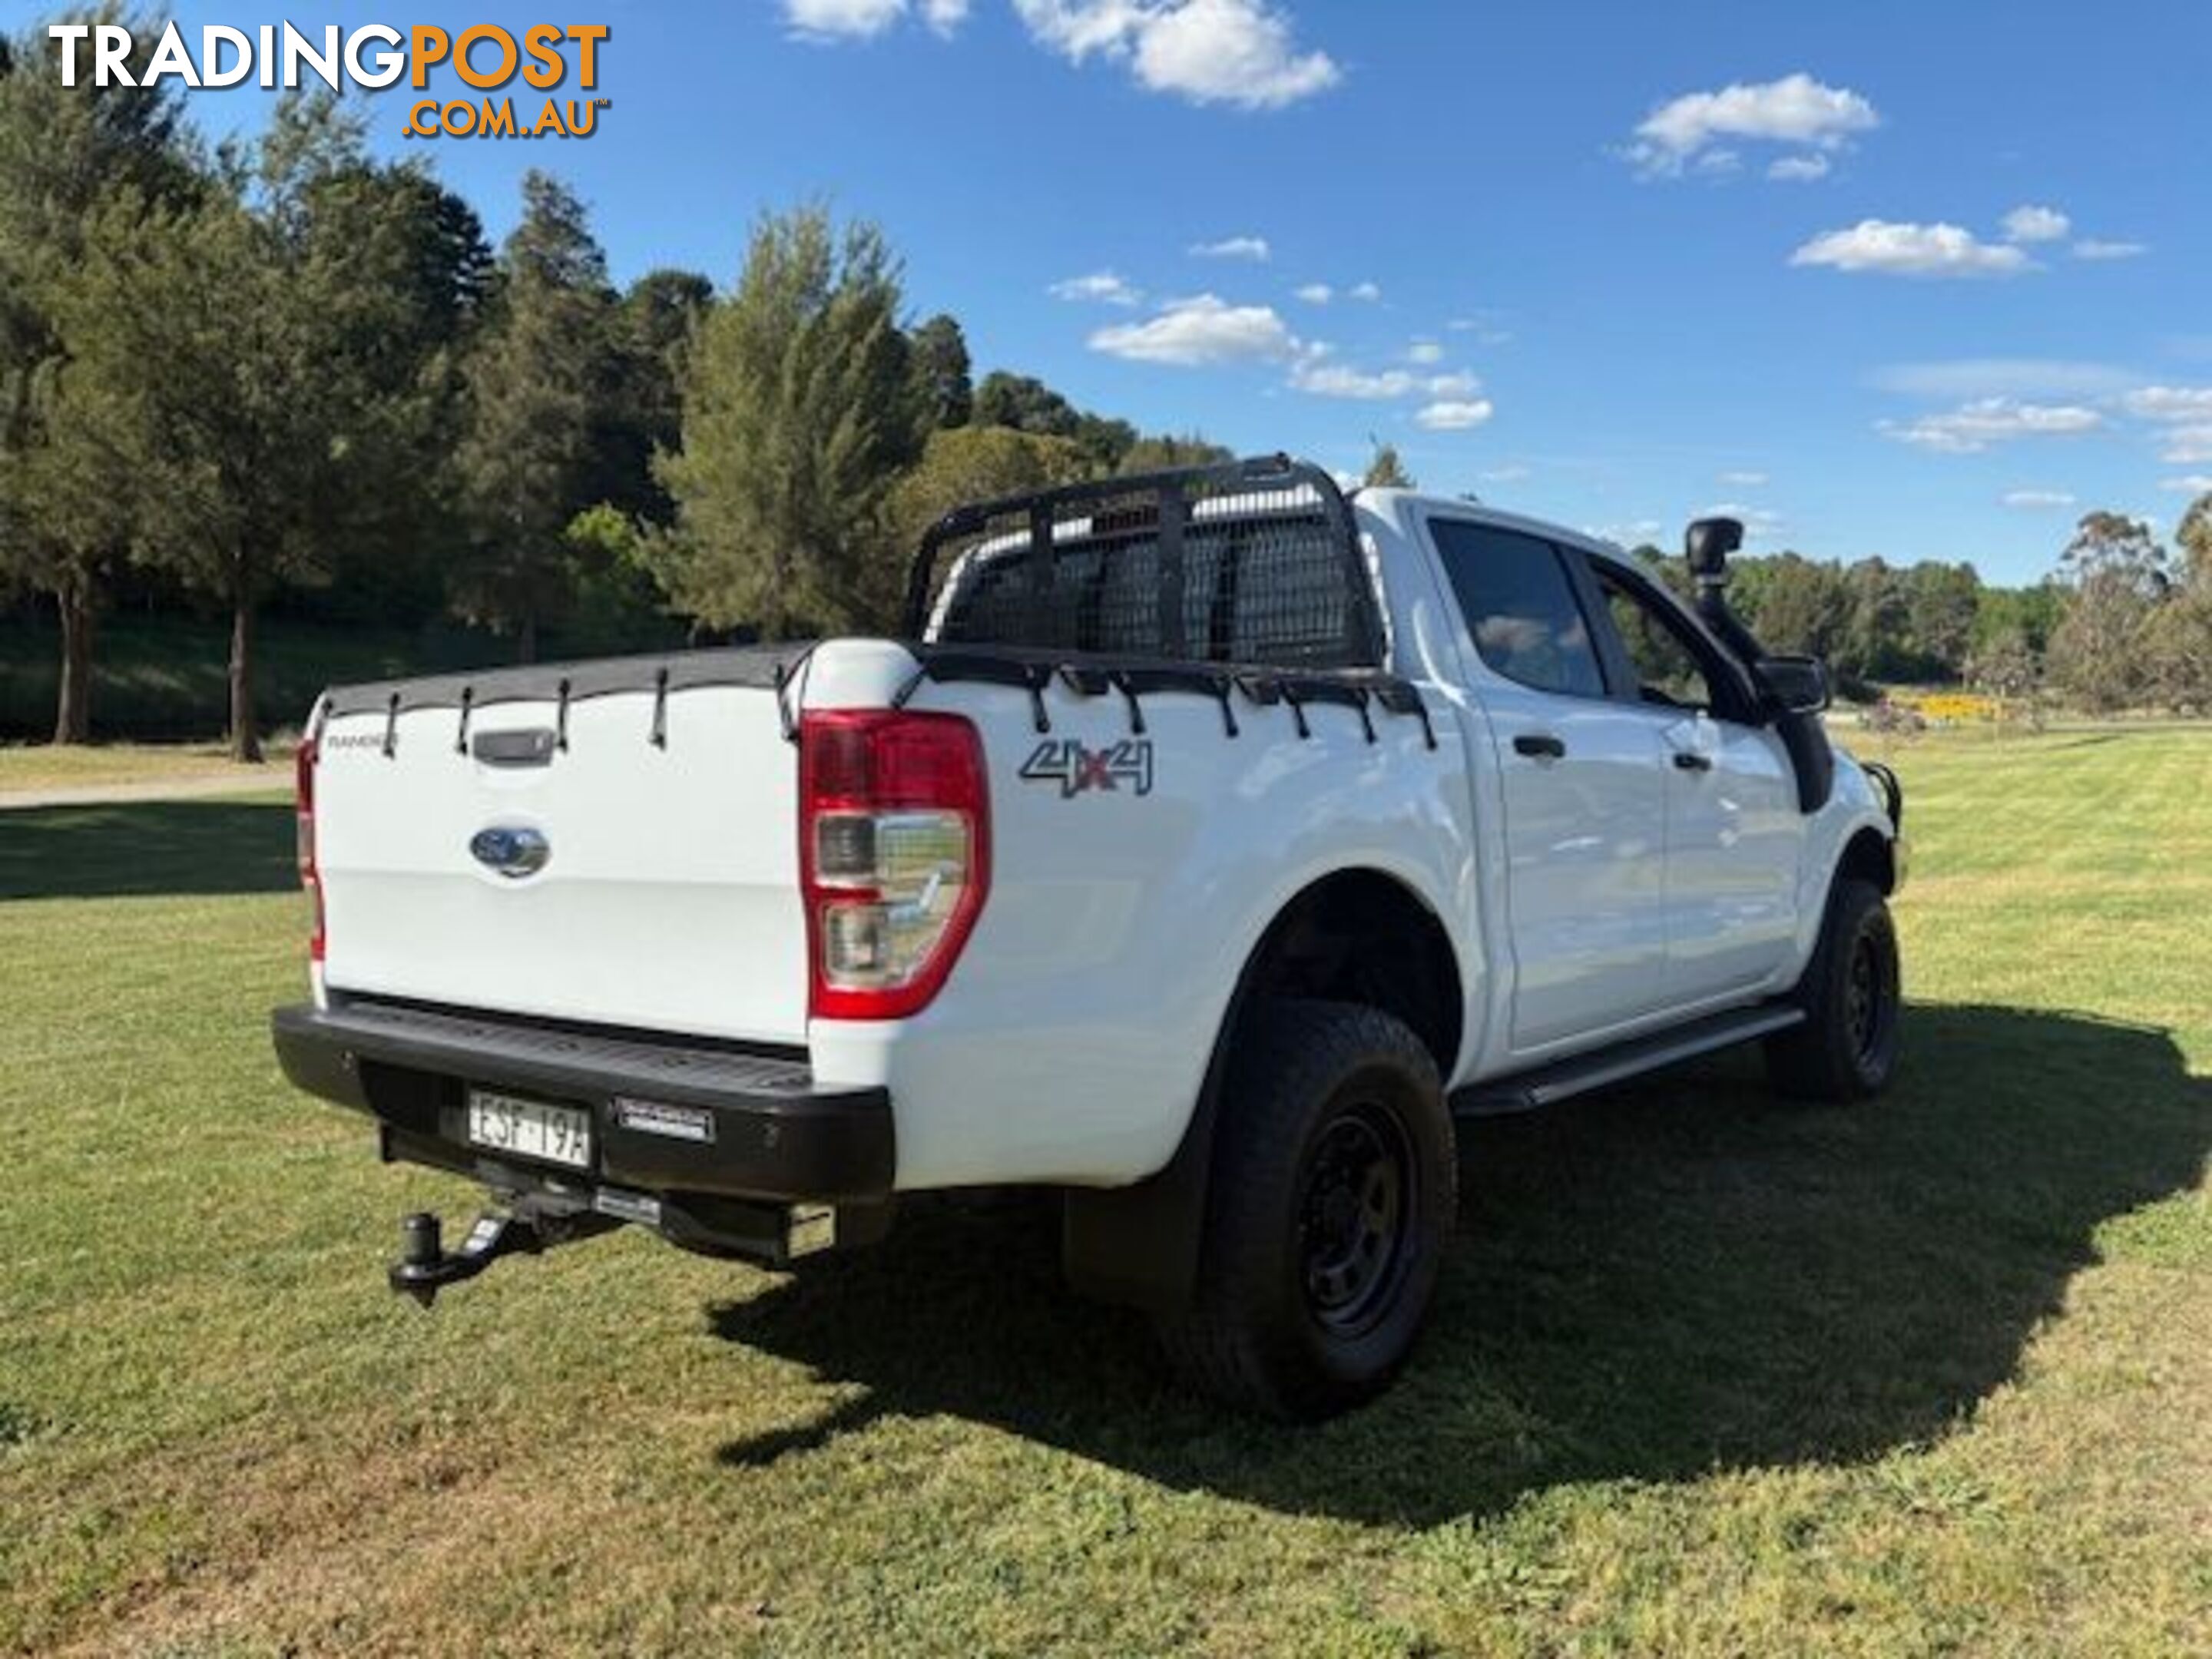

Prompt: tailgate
[313,655,805,1045]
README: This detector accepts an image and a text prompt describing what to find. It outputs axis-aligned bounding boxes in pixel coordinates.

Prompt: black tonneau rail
[320,643,799,721]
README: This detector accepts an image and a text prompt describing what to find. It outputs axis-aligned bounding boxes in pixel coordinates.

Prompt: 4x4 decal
[1019,738,1155,799]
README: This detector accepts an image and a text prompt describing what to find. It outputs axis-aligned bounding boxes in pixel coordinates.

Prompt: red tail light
[296,737,324,963]
[800,710,989,1021]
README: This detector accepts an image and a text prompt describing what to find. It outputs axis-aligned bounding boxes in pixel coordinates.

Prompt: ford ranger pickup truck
[272,455,1905,1419]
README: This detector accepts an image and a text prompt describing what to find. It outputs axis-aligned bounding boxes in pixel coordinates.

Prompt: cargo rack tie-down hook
[649,666,671,748]
[1211,674,1240,739]
[1353,686,1377,745]
[774,645,823,743]
[555,678,572,751]
[382,690,401,758]
[1277,680,1313,741]
[1109,670,1146,737]
[1023,663,1052,734]
[454,685,474,754]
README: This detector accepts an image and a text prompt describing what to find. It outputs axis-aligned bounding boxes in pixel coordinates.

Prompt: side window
[1597,570,1717,712]
[1429,521,1607,699]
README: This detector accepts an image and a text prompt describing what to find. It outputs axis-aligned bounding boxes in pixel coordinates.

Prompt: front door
[1589,561,1803,1005]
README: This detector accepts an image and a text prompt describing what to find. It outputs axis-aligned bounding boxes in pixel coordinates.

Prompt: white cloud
[1767,153,1832,182]
[1348,280,1382,302]
[1877,398,2104,453]
[1406,340,1444,365]
[1190,233,1270,261]
[1048,270,1143,305]
[1447,313,1513,345]
[1414,399,1495,431]
[1871,359,2139,399]
[2002,204,2071,244]
[1088,293,1295,365]
[1015,0,1339,110]
[1717,469,1769,487]
[1627,72,1878,177]
[2161,426,2212,465]
[2123,386,2212,422]
[1288,360,1479,402]
[922,0,970,32]
[1482,463,1532,482]
[2160,475,2212,495]
[2072,238,2147,261]
[2001,489,2077,508]
[1790,220,2028,278]
[1293,282,1333,303]
[1290,362,1418,399]
[783,0,911,38]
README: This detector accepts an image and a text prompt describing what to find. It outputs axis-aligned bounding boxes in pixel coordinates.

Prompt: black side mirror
[1685,517,1743,583]
[1757,655,1830,716]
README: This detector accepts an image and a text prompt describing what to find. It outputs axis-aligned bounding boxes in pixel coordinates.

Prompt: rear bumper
[272,999,895,1204]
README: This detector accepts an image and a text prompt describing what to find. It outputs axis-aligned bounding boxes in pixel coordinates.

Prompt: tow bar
[388,1207,615,1307]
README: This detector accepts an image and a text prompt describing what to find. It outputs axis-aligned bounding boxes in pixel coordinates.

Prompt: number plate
[466,1089,593,1170]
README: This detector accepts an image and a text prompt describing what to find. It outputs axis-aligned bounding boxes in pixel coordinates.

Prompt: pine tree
[647,207,929,637]
[451,172,616,661]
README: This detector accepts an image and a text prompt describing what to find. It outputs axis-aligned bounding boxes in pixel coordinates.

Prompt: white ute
[273,455,1906,1419]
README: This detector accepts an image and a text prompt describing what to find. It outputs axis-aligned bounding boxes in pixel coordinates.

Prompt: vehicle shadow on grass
[707,1003,2211,1526]
[0,799,296,901]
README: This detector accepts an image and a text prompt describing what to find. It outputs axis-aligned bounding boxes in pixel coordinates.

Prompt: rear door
[1425,518,1671,1053]
[1585,558,1802,1005]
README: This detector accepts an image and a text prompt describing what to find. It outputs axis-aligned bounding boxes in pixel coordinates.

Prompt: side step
[1451,1002,1805,1118]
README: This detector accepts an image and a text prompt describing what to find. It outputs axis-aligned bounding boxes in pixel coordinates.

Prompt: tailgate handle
[472,728,558,768]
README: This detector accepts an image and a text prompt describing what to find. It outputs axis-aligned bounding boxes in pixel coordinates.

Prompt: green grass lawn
[2,730,2207,1656]
[0,742,295,798]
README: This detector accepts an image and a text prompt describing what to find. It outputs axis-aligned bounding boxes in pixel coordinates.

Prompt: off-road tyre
[1765,876,1902,1101]
[1159,999,1455,1420]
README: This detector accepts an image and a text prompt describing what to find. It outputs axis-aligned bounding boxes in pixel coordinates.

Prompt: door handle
[1671,750,1713,773]
[1513,733,1567,760]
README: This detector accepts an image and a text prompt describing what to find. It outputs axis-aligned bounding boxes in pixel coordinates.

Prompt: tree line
[1621,498,2212,715]
[0,21,1228,757]
[5,18,2210,757]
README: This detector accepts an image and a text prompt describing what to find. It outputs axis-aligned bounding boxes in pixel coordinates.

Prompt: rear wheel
[1159,1000,1454,1420]
[1766,876,1901,1101]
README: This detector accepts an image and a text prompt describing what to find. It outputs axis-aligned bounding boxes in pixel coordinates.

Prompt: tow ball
[388,1208,613,1307]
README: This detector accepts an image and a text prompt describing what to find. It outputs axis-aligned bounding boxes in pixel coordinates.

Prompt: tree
[2046,511,2169,714]
[887,424,1091,577]
[452,172,617,660]
[0,13,189,741]
[1902,560,1981,680]
[594,267,712,524]
[1836,558,1908,681]
[1362,440,1413,489]
[1118,432,1233,473]
[646,206,929,637]
[1974,581,2065,657]
[910,313,972,429]
[1966,626,2045,730]
[1746,553,1847,661]
[2143,492,2212,712]
[973,371,1080,439]
[67,96,475,758]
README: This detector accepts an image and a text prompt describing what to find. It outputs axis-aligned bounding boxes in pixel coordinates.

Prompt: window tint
[1598,571,1716,712]
[1429,521,1606,698]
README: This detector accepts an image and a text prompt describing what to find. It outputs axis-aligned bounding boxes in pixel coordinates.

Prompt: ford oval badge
[469,824,550,880]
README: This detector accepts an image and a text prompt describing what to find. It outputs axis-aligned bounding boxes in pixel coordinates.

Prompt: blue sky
[93,1,2212,581]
